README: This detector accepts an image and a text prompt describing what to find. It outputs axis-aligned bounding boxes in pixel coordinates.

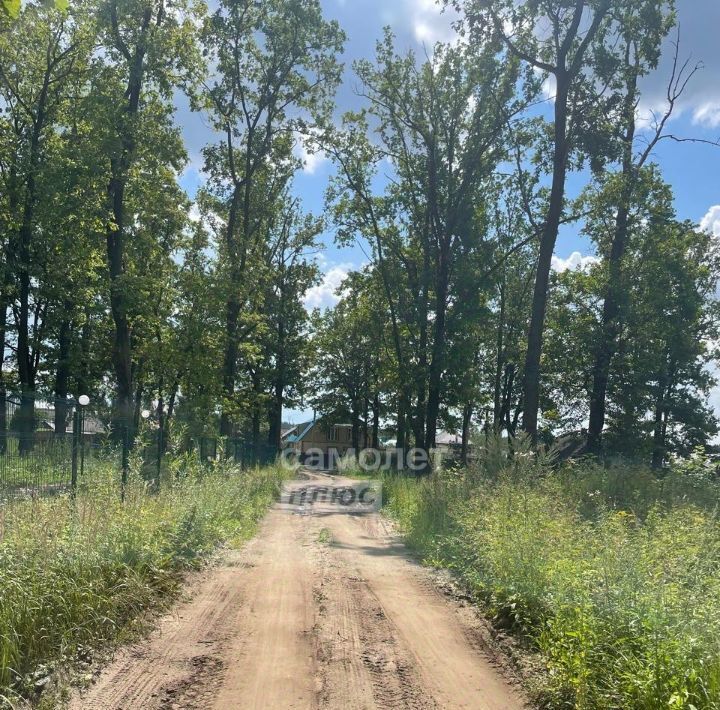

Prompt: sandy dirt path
[71,472,526,710]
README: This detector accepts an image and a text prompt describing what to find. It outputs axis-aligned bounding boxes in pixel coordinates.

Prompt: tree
[543,171,720,464]
[261,201,321,453]
[458,0,621,440]
[328,30,521,453]
[198,0,343,439]
[0,0,89,449]
[310,279,385,456]
[585,19,708,454]
[95,0,199,440]
[607,196,720,465]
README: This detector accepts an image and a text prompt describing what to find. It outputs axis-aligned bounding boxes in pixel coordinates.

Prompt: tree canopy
[0,0,717,468]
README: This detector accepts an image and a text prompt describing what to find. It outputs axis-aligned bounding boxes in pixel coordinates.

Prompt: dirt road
[71,472,526,710]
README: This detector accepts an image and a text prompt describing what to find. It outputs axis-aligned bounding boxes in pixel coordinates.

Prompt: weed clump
[0,459,288,702]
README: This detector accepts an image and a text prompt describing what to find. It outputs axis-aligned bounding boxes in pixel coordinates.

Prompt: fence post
[71,406,80,497]
[80,405,86,478]
[156,423,162,492]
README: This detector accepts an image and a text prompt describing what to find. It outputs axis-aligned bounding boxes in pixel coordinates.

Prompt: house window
[328,426,337,442]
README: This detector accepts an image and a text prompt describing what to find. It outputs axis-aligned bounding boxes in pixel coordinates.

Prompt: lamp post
[71,395,89,497]
[140,408,161,492]
[78,395,89,480]
[156,410,163,493]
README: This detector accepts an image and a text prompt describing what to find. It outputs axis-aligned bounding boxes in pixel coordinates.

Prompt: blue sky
[177,0,720,424]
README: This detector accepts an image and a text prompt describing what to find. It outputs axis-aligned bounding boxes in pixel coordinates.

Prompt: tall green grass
[382,439,720,709]
[0,458,288,704]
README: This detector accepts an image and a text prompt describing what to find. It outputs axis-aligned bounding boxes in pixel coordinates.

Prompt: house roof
[282,418,363,444]
[284,420,315,443]
[281,425,297,439]
[38,415,107,435]
[435,431,462,446]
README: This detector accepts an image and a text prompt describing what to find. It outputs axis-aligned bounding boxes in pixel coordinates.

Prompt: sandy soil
[70,472,526,710]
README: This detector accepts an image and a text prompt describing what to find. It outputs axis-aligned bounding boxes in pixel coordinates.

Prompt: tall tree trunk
[366,202,413,454]
[414,239,430,449]
[250,368,262,461]
[651,387,667,470]
[132,377,144,434]
[75,307,92,398]
[106,2,155,443]
[220,182,243,438]
[522,74,570,440]
[587,200,631,454]
[107,169,134,440]
[351,403,360,460]
[164,377,180,455]
[502,363,518,436]
[651,358,674,469]
[0,291,7,454]
[220,296,240,438]
[425,241,450,452]
[251,409,261,462]
[267,391,282,453]
[461,402,472,465]
[493,278,506,431]
[53,311,73,437]
[156,380,167,456]
[396,393,408,466]
[587,56,639,455]
[16,110,47,455]
[17,232,35,454]
[363,395,369,450]
[371,391,380,449]
[268,315,286,453]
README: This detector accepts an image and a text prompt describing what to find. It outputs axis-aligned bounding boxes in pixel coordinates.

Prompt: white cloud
[294,131,328,175]
[532,67,556,103]
[542,75,556,102]
[693,102,720,129]
[413,21,434,43]
[636,1,720,132]
[551,251,599,273]
[700,205,720,238]
[707,362,720,443]
[188,203,201,223]
[406,0,457,46]
[635,97,674,133]
[303,264,352,310]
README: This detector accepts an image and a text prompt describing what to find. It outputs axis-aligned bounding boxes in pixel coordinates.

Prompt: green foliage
[542,168,720,458]
[325,30,523,448]
[0,0,19,19]
[383,449,720,708]
[0,461,288,702]
[196,0,343,436]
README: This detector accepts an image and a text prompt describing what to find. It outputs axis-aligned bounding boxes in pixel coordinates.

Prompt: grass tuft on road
[381,439,720,709]
[0,459,289,704]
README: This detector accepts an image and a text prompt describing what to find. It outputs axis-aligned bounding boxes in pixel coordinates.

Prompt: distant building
[280,423,296,439]
[32,405,107,441]
[434,431,463,452]
[282,418,368,466]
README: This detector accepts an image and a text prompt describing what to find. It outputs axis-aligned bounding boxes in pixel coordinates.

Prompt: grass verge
[0,459,289,706]
[381,440,720,709]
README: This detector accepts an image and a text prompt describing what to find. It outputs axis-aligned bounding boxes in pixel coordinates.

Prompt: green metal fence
[0,394,281,503]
